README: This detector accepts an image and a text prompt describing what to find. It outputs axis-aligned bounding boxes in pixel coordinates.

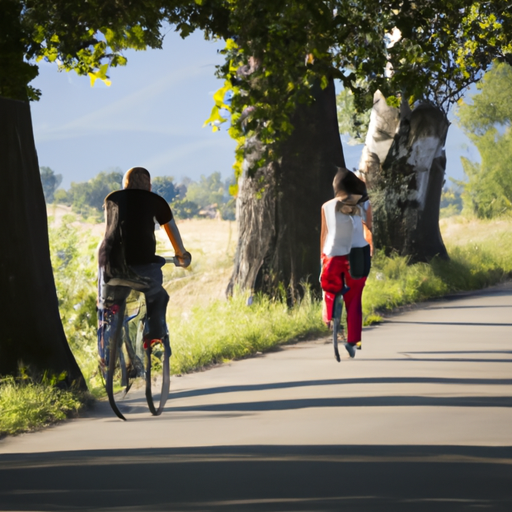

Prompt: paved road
[1,283,512,511]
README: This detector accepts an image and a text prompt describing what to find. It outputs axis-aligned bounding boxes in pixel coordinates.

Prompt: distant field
[156,218,238,314]
[47,207,511,317]
[47,205,238,315]
[440,216,512,247]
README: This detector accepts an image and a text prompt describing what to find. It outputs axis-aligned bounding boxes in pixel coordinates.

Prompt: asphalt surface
[1,282,512,511]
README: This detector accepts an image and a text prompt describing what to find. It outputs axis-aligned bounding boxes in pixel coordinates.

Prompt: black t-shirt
[98,189,172,268]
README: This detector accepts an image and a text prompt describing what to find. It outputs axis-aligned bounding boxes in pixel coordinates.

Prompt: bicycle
[99,256,178,421]
[331,282,362,362]
[332,290,346,362]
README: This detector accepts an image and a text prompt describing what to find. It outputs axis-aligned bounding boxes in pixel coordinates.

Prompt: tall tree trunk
[0,97,85,388]
[359,91,449,262]
[228,79,345,299]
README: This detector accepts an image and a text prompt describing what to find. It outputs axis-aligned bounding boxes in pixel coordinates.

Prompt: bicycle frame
[101,255,177,420]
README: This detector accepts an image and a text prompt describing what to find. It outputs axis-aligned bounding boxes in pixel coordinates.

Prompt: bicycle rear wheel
[145,335,171,416]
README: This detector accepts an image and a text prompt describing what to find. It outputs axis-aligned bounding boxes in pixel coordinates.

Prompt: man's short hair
[123,167,151,190]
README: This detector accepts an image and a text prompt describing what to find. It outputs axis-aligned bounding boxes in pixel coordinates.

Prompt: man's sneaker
[344,342,356,358]
[355,341,362,350]
[143,338,162,350]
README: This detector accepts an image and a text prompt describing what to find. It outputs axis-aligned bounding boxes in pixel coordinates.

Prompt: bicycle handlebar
[164,256,178,266]
[163,255,191,267]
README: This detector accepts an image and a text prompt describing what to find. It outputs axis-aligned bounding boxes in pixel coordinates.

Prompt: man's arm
[162,219,191,267]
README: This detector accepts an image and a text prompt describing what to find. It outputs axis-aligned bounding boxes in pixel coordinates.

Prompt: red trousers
[321,254,367,343]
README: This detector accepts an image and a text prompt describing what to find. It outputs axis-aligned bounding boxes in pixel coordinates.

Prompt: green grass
[169,287,325,374]
[4,215,512,436]
[363,222,512,322]
[0,376,83,437]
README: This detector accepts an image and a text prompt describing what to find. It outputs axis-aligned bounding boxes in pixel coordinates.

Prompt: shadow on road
[384,320,512,327]
[1,445,511,511]
[167,376,512,400]
[162,396,512,414]
[426,305,512,310]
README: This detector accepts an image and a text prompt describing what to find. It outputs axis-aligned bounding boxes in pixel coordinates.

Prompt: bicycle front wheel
[106,302,128,421]
[332,294,344,363]
[145,335,171,415]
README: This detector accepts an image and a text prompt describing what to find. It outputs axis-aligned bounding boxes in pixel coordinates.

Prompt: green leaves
[203,80,233,132]
[199,0,512,177]
[88,63,111,87]
[2,0,167,100]
[456,63,512,218]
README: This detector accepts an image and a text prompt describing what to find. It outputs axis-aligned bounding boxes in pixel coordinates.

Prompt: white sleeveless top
[322,199,369,257]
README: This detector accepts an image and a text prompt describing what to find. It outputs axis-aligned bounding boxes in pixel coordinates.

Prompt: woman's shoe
[344,342,356,358]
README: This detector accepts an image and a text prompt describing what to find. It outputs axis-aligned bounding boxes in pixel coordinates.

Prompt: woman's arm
[320,206,327,257]
[365,202,373,231]
[362,202,374,256]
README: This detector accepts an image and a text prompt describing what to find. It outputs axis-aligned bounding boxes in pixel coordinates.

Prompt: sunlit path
[1,282,511,511]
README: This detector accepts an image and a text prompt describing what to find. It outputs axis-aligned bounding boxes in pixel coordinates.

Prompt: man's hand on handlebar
[163,220,191,268]
[175,251,192,268]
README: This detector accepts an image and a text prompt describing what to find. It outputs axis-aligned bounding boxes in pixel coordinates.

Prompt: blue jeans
[97,258,169,363]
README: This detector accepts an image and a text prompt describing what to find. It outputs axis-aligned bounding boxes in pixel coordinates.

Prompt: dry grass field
[440,216,512,247]
[47,205,238,315]
[156,218,238,314]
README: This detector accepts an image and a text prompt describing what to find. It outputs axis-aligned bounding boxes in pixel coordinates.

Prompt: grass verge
[364,219,512,321]
[169,287,325,374]
[0,376,83,437]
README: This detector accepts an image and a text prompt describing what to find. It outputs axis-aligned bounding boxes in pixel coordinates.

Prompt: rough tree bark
[359,91,449,262]
[0,97,85,388]
[227,79,345,299]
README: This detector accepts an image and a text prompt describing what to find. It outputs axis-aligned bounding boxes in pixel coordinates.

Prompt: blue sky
[30,30,478,189]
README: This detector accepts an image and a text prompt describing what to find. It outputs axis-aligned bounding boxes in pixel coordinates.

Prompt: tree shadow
[166,376,512,401]
[400,351,512,355]
[373,357,512,363]
[383,320,512,327]
[1,445,511,511]
[163,395,512,414]
[426,305,512,310]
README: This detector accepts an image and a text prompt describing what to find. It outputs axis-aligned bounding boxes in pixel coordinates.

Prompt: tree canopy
[152,176,179,203]
[58,170,122,220]
[5,1,511,127]
[0,0,229,101]
[203,1,512,175]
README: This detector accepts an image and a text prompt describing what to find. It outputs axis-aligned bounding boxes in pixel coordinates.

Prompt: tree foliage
[185,172,224,208]
[152,175,178,203]
[336,87,371,146]
[1,0,166,100]
[39,166,62,203]
[204,1,512,176]
[456,62,512,218]
[63,170,122,220]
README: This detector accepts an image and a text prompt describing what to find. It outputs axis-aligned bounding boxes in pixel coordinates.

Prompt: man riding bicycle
[97,167,191,367]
